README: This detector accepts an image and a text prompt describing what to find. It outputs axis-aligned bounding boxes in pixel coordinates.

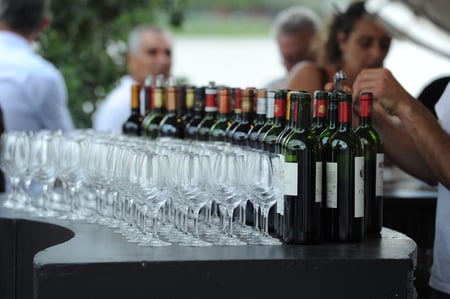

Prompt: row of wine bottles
[122,77,384,244]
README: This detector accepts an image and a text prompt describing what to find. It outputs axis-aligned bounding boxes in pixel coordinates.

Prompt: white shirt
[0,31,74,132]
[430,82,450,295]
[92,75,140,133]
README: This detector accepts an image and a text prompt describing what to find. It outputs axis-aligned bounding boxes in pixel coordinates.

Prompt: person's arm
[285,62,326,95]
[353,68,450,188]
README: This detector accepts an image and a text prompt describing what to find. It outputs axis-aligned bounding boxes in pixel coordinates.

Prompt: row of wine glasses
[0,130,284,247]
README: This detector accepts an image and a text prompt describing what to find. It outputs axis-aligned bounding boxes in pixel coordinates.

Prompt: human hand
[352,68,413,115]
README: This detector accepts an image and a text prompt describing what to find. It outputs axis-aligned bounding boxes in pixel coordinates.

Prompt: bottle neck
[294,100,311,132]
[153,87,163,113]
[131,86,141,115]
[166,87,177,114]
[359,99,373,127]
[327,100,338,129]
[287,98,297,129]
[338,100,352,129]
[313,98,327,127]
[144,86,152,115]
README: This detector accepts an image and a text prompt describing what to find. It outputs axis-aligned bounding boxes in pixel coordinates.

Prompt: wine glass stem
[253,203,260,231]
[42,183,49,211]
[227,209,234,237]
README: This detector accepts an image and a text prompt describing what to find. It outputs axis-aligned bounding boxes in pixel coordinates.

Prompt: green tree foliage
[39,0,182,128]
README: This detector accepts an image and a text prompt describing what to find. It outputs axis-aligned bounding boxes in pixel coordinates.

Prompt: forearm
[374,109,438,185]
[395,98,450,188]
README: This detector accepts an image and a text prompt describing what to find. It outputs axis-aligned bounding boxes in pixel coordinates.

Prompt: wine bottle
[263,90,287,153]
[248,89,267,148]
[324,92,364,242]
[225,88,242,142]
[275,90,296,155]
[184,87,205,140]
[282,91,322,244]
[158,78,185,139]
[311,90,328,136]
[122,84,143,136]
[319,91,339,240]
[231,88,254,147]
[143,75,153,117]
[209,87,232,142]
[142,74,165,139]
[182,86,195,124]
[355,92,384,235]
[256,90,275,150]
[196,82,218,141]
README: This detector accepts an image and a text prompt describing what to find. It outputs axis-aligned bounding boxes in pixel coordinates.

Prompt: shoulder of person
[289,61,325,78]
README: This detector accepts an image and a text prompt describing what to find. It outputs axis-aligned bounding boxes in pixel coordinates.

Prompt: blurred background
[42,0,450,128]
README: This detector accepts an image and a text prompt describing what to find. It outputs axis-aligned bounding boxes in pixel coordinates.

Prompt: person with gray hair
[265,6,321,90]
[93,25,172,132]
[0,0,74,132]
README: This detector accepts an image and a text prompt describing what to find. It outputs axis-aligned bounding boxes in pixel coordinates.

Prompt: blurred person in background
[93,25,172,132]
[265,5,321,90]
[285,1,391,97]
[0,0,74,132]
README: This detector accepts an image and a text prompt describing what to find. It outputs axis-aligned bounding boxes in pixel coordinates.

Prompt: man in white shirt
[350,69,450,298]
[93,25,172,132]
[0,0,74,132]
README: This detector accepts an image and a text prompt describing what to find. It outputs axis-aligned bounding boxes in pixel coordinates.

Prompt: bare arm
[353,68,450,188]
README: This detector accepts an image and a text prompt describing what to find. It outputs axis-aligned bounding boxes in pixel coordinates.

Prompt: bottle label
[316,100,327,118]
[315,162,322,203]
[257,97,266,115]
[274,99,285,117]
[277,153,286,215]
[326,162,337,208]
[354,156,364,218]
[376,153,384,196]
[283,161,298,196]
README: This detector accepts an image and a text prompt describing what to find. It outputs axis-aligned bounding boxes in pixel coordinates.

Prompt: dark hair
[0,0,48,35]
[321,1,367,65]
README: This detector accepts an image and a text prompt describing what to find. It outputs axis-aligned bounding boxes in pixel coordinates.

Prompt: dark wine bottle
[355,92,384,235]
[122,84,143,136]
[256,90,275,150]
[282,91,322,244]
[184,87,205,140]
[225,88,242,142]
[275,90,296,155]
[263,90,287,153]
[182,86,195,124]
[231,88,254,147]
[324,93,364,242]
[247,89,267,148]
[311,90,328,136]
[196,82,218,141]
[143,75,153,118]
[319,91,339,240]
[142,74,165,139]
[158,78,185,139]
[209,87,232,142]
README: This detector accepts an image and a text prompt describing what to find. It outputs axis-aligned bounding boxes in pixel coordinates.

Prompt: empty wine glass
[212,151,246,246]
[0,131,30,209]
[30,132,58,217]
[247,152,282,245]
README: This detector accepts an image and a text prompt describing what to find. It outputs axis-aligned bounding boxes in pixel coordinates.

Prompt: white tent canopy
[365,0,450,58]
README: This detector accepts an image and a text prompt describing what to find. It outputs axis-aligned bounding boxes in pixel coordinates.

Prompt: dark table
[0,206,418,299]
[383,172,438,299]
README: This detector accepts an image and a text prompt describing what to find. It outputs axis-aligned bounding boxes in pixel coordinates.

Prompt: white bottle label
[276,154,286,215]
[283,162,298,196]
[354,156,364,218]
[326,162,337,208]
[315,162,322,203]
[376,153,384,196]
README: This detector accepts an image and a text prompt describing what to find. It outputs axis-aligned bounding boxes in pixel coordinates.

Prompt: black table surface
[0,205,418,299]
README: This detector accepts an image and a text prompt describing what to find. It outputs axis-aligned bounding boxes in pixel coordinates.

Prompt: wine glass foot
[138,236,171,247]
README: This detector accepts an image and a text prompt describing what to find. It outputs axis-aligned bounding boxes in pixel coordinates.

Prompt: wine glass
[30,132,58,217]
[212,151,246,246]
[247,152,282,245]
[0,131,29,209]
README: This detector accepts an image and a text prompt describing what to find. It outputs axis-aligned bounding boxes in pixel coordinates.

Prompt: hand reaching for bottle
[352,68,415,116]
